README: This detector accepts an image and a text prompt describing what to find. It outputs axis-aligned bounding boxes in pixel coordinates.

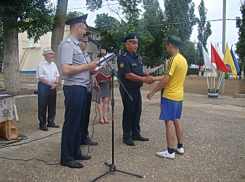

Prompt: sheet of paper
[144,64,163,75]
[95,53,115,70]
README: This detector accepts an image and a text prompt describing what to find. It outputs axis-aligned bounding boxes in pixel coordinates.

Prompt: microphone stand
[90,44,143,182]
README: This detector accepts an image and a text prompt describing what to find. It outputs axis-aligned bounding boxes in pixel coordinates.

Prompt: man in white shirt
[36,47,60,131]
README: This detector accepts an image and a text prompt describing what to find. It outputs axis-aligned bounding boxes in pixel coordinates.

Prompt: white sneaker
[156,150,175,159]
[174,147,184,154]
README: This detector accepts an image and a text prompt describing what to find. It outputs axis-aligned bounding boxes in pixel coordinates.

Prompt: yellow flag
[223,43,237,78]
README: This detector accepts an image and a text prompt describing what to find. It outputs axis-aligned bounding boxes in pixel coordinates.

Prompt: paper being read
[95,53,115,70]
[144,64,163,75]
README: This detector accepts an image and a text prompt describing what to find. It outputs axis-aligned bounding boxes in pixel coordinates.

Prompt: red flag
[211,43,230,72]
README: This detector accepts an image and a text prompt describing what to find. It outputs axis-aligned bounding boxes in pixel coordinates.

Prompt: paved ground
[0,87,245,182]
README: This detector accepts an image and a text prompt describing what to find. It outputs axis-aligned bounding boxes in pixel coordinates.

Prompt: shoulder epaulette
[123,52,127,57]
[66,37,71,42]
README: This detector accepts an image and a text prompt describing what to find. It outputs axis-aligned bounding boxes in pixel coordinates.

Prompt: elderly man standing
[147,35,188,159]
[58,15,98,168]
[117,32,154,146]
[36,47,60,131]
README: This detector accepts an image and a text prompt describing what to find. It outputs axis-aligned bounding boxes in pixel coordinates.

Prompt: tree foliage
[86,0,103,12]
[0,0,54,42]
[236,2,245,78]
[197,0,212,52]
[0,0,54,93]
[94,13,123,54]
[163,0,198,42]
[141,0,164,68]
[196,0,212,66]
[66,11,84,20]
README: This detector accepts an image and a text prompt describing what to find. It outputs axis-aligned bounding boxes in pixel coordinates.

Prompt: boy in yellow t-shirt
[147,35,188,159]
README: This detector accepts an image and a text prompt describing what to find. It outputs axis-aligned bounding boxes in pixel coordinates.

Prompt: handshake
[144,75,155,84]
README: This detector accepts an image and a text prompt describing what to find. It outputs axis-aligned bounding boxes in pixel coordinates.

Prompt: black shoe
[47,123,60,128]
[123,139,135,146]
[60,160,83,168]
[81,139,98,146]
[74,154,91,160]
[132,135,149,141]
[39,126,48,131]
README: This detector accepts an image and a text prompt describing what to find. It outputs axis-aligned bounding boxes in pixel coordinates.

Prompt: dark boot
[39,116,48,131]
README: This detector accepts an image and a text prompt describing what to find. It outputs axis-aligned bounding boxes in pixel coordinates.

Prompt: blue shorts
[159,97,183,121]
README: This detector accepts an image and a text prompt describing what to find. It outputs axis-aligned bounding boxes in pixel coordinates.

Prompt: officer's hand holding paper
[88,58,99,75]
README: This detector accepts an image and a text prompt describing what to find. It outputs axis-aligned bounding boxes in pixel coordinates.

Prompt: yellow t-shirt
[162,54,188,101]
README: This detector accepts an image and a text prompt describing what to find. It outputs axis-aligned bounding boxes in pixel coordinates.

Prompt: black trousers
[81,92,92,143]
[119,86,142,140]
[38,82,57,127]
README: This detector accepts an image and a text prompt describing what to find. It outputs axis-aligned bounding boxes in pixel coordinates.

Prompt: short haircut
[70,22,86,30]
[166,41,179,49]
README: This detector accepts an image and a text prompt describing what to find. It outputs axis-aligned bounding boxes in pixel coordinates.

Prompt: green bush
[225,73,229,79]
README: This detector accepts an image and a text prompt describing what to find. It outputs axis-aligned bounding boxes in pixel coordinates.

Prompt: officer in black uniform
[117,33,154,146]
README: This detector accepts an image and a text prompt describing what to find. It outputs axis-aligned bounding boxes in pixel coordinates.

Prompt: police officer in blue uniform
[58,15,99,168]
[117,33,154,146]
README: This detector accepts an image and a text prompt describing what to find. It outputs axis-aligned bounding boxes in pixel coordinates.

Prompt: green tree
[236,2,245,79]
[66,11,84,20]
[197,0,211,52]
[86,0,103,12]
[94,13,123,55]
[0,0,54,94]
[180,41,199,65]
[142,0,164,68]
[197,0,212,67]
[119,0,142,25]
[94,0,155,58]
[163,0,197,42]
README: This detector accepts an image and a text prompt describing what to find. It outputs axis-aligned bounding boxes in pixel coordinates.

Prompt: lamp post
[220,0,226,93]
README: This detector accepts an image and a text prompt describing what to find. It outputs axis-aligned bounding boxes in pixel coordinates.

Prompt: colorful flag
[200,44,216,73]
[224,43,237,77]
[211,43,230,72]
[215,44,224,60]
[230,45,240,74]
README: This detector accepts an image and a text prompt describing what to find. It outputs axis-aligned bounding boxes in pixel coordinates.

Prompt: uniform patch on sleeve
[120,62,125,68]
[123,52,127,57]
[140,62,142,64]
[131,63,137,66]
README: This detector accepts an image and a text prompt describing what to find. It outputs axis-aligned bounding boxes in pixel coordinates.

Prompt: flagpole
[213,65,216,92]
[221,0,226,93]
[205,68,210,93]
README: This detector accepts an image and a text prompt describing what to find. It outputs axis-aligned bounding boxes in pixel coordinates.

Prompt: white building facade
[18,25,117,74]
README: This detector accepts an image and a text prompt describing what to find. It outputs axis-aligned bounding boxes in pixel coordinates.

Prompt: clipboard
[95,53,115,70]
[91,88,100,104]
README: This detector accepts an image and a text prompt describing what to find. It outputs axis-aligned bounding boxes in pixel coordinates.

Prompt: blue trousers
[61,85,87,162]
[119,86,142,139]
[38,82,56,127]
[81,92,92,143]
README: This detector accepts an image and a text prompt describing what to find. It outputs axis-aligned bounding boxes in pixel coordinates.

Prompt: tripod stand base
[90,162,143,182]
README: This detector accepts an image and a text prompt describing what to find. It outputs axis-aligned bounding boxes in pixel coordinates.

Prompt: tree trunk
[3,16,21,94]
[51,0,68,89]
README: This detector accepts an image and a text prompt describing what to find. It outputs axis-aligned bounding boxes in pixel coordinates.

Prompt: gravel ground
[0,88,245,182]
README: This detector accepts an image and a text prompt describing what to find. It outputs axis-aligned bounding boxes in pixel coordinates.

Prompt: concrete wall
[15,91,65,113]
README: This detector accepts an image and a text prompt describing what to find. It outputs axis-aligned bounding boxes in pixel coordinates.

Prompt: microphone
[88,37,101,47]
